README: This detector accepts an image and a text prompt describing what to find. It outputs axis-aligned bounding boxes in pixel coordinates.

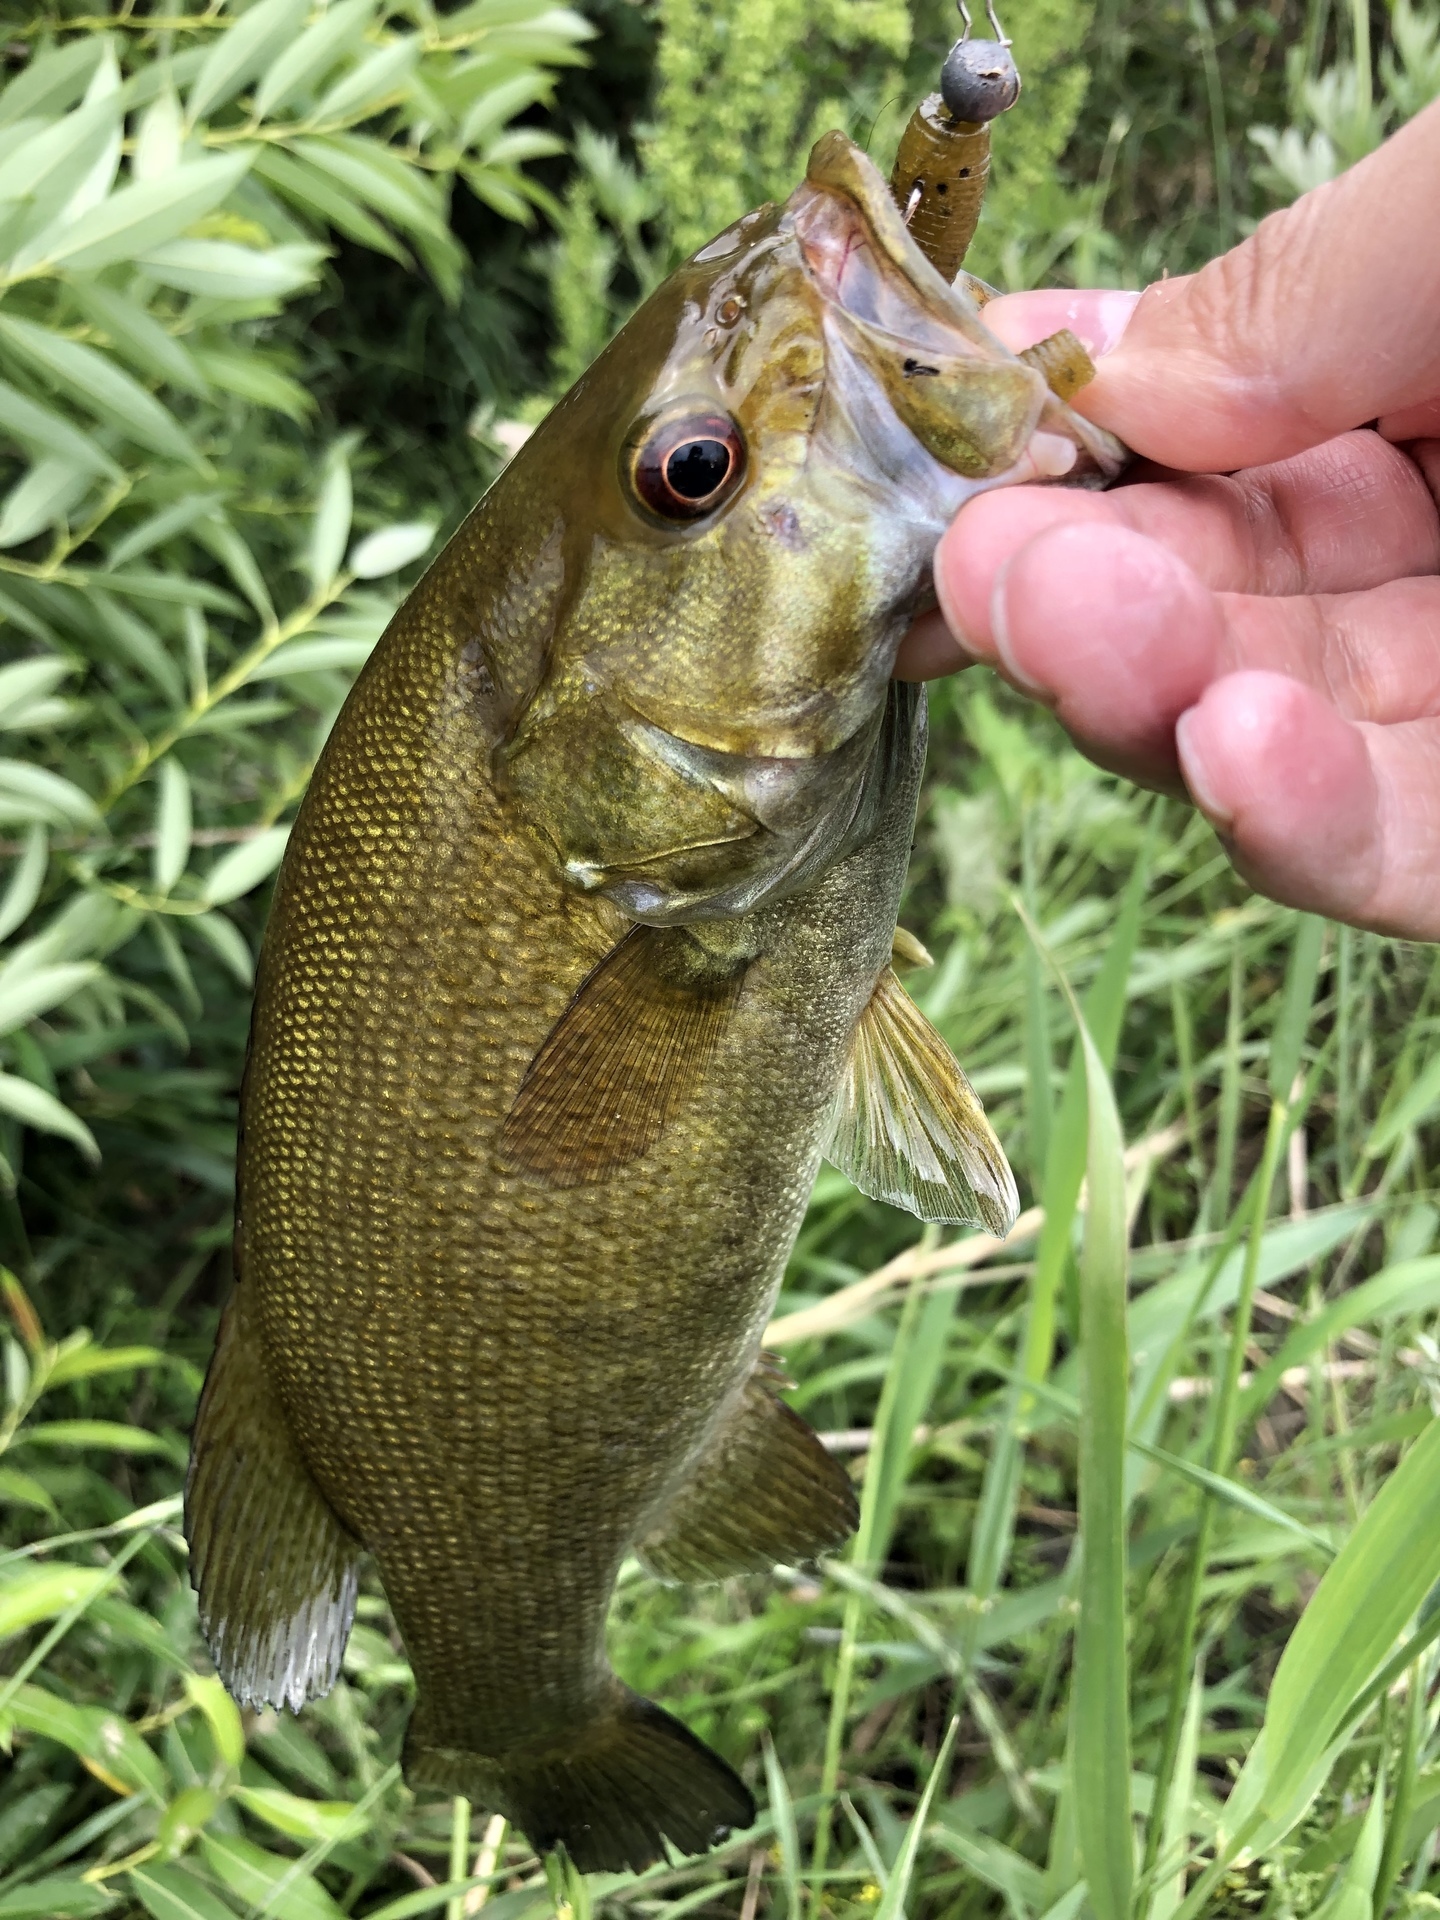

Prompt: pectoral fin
[827,965,1019,1234]
[501,927,744,1186]
[637,1357,858,1583]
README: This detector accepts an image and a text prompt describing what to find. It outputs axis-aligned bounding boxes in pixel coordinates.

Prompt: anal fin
[636,1360,858,1583]
[827,964,1019,1235]
[185,1290,361,1711]
[501,926,744,1187]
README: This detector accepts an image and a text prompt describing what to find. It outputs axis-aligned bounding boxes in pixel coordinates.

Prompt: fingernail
[1176,708,1234,830]
[990,556,1049,697]
[1084,290,1142,359]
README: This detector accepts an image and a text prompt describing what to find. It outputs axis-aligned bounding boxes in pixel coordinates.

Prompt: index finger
[982,100,1440,474]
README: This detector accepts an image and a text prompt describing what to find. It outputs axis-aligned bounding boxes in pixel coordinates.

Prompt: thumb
[1078,97,1440,471]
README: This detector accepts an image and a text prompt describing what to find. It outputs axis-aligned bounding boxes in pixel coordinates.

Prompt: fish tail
[403,1684,755,1873]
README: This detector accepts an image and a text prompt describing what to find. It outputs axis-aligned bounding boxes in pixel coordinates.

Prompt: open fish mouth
[787,132,1125,490]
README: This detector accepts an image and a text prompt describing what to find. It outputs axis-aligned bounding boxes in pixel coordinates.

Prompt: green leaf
[0,1073,98,1162]
[256,636,376,677]
[291,133,445,239]
[0,1565,111,1638]
[0,826,46,944]
[251,145,408,262]
[21,1420,173,1454]
[1367,1047,1440,1155]
[872,1715,959,1920]
[0,1466,58,1515]
[0,97,121,259]
[1268,912,1326,1101]
[348,521,436,578]
[67,280,208,396]
[137,238,325,300]
[308,441,353,594]
[100,569,243,615]
[0,760,100,831]
[0,1879,118,1917]
[88,589,187,706]
[47,1342,164,1386]
[188,345,311,421]
[1319,1765,1387,1920]
[201,1832,346,1920]
[62,45,122,225]
[196,515,272,619]
[130,1861,236,1920]
[105,497,224,571]
[0,40,104,126]
[132,85,182,184]
[13,150,255,275]
[151,759,192,894]
[254,0,373,119]
[201,826,289,905]
[184,1672,246,1773]
[187,910,254,987]
[5,1680,169,1801]
[1063,990,1133,1920]
[0,958,101,1035]
[0,379,121,480]
[1239,1254,1440,1426]
[1236,1418,1440,1843]
[0,657,70,725]
[234,1787,362,1845]
[0,316,202,466]
[458,69,552,150]
[186,0,311,125]
[0,458,94,550]
[309,38,420,125]
[762,1739,801,1920]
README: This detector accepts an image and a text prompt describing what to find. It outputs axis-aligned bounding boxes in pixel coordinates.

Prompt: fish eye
[629,410,746,524]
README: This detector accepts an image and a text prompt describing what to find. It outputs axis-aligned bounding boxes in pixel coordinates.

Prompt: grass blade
[763,1738,802,1920]
[1066,973,1134,1920]
[1241,1417,1440,1832]
[873,1715,959,1920]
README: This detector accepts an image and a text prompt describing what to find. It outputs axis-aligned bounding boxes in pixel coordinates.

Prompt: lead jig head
[887,0,1021,287]
[941,38,1021,123]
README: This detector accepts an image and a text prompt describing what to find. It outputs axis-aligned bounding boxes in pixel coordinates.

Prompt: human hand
[898,96,1440,939]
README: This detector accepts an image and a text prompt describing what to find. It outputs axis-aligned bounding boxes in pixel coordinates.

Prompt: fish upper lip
[787,133,995,349]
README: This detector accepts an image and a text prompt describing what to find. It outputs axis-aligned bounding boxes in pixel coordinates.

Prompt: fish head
[482,131,1125,923]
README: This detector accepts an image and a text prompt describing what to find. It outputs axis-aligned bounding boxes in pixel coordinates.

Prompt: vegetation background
[1,0,1440,1917]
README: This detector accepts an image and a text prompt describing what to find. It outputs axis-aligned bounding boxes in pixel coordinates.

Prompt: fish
[184,129,1125,1876]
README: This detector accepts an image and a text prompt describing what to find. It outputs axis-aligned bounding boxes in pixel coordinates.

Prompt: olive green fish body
[187,129,1125,1873]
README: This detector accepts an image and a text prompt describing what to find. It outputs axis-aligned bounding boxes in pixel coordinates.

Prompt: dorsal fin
[827,965,1018,1234]
[501,927,744,1187]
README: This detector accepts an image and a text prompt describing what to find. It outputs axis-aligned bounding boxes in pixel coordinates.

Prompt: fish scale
[185,128,1123,1873]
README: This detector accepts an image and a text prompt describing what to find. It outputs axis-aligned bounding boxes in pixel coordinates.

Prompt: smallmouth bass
[186,132,1124,1873]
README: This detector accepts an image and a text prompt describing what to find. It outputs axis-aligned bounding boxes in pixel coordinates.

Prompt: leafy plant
[0,0,586,1210]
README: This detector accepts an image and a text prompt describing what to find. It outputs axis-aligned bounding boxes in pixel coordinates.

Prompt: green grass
[9,670,1440,1918]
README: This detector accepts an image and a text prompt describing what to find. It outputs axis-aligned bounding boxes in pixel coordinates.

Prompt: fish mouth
[787,132,1125,487]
